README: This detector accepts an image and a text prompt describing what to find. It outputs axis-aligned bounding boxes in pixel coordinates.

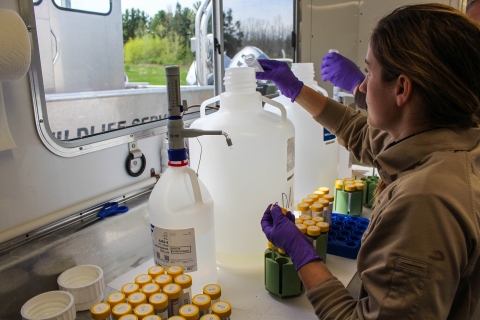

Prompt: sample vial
[200,315,220,320]
[312,216,325,223]
[143,316,161,320]
[122,283,140,298]
[203,284,221,304]
[166,266,184,278]
[296,224,307,234]
[297,203,311,217]
[128,292,147,308]
[307,225,321,248]
[142,283,161,298]
[303,219,316,227]
[155,274,173,290]
[133,303,155,319]
[318,186,330,194]
[149,292,169,319]
[299,213,312,222]
[119,315,138,320]
[310,203,324,218]
[163,283,182,317]
[301,198,314,207]
[107,292,126,309]
[90,302,111,320]
[192,294,212,317]
[179,304,200,320]
[135,274,153,287]
[212,301,231,320]
[294,218,302,225]
[168,317,186,320]
[307,194,320,202]
[316,198,330,221]
[322,194,334,224]
[112,303,133,320]
[148,266,165,278]
[174,274,193,307]
[313,190,325,198]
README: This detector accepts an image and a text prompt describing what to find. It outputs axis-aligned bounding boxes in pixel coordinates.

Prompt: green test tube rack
[334,179,363,216]
[264,246,304,299]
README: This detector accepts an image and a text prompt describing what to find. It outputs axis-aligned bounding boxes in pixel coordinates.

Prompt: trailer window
[52,0,111,15]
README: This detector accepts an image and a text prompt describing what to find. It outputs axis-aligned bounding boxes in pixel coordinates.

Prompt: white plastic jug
[149,164,217,295]
[264,63,343,200]
[189,67,295,269]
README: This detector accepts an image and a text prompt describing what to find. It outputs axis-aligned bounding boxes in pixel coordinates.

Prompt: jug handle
[200,96,220,118]
[260,96,286,121]
[187,167,203,203]
[311,83,329,98]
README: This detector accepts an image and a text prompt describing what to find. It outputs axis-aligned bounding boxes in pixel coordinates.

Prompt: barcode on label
[156,252,161,259]
[186,266,194,271]
[164,255,169,261]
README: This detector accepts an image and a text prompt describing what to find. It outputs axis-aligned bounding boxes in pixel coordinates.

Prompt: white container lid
[57,265,105,311]
[21,291,76,320]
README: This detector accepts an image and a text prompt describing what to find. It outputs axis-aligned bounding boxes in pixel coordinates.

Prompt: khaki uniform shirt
[307,98,480,320]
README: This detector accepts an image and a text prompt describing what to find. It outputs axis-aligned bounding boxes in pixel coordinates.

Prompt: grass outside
[124,64,191,85]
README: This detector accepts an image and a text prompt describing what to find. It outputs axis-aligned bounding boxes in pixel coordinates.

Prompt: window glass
[33,0,212,142]
[52,0,111,14]
[33,0,42,4]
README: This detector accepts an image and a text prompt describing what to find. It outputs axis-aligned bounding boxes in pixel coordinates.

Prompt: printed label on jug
[287,136,295,172]
[151,225,198,272]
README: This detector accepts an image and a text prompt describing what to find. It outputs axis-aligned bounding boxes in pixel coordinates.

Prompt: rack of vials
[90,265,231,320]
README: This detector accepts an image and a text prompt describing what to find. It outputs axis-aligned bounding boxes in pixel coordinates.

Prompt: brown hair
[370,3,480,130]
[371,4,480,201]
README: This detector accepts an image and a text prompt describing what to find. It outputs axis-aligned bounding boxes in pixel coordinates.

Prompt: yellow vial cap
[297,203,309,212]
[142,316,161,320]
[302,198,314,205]
[212,301,232,318]
[90,302,111,320]
[154,274,172,287]
[318,187,330,194]
[148,293,168,310]
[307,225,321,237]
[303,220,316,227]
[112,303,133,319]
[278,248,286,255]
[135,274,153,287]
[119,315,138,320]
[316,199,329,206]
[133,303,154,318]
[311,203,323,213]
[296,224,307,234]
[312,216,325,223]
[128,292,147,308]
[163,283,182,299]
[174,274,192,289]
[122,283,140,298]
[142,283,160,298]
[107,292,126,308]
[317,222,330,233]
[345,183,355,192]
[308,194,320,201]
[200,315,220,320]
[179,304,200,320]
[166,265,184,277]
[335,180,344,189]
[355,183,364,191]
[299,214,312,221]
[169,317,187,320]
[294,218,302,224]
[267,241,274,248]
[192,294,211,311]
[203,284,221,301]
[323,194,334,202]
[313,190,325,197]
[147,266,165,277]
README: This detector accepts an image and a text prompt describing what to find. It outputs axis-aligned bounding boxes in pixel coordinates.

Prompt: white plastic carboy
[189,67,295,269]
[149,66,232,295]
[264,62,346,201]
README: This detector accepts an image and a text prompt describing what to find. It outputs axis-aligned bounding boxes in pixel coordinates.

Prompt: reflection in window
[52,0,111,14]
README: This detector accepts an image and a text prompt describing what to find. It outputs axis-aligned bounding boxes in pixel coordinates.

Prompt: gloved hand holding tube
[261,204,323,271]
[255,59,304,102]
[320,52,365,94]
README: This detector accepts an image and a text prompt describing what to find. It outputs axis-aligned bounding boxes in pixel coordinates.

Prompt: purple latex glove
[320,52,365,93]
[261,204,322,271]
[256,59,304,102]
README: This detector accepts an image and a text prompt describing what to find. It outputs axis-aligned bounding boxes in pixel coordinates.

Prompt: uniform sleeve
[312,98,392,167]
[306,180,468,319]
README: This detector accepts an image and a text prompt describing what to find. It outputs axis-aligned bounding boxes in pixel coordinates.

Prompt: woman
[258,4,480,319]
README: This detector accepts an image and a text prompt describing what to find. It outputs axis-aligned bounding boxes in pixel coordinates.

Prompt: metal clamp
[126,141,146,177]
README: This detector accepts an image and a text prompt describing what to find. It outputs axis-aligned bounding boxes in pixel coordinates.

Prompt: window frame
[50,0,113,16]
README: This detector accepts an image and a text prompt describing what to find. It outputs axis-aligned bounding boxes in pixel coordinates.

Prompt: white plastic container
[149,164,217,296]
[57,265,104,311]
[264,63,343,200]
[21,291,76,320]
[189,67,295,269]
[160,135,169,173]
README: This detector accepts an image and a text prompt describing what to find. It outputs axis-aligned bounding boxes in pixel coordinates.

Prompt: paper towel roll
[0,9,31,82]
